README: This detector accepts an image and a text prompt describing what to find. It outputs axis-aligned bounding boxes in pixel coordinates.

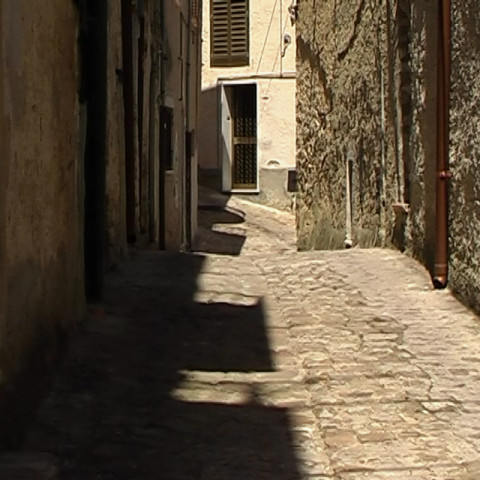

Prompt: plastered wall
[0,1,84,444]
[163,0,201,249]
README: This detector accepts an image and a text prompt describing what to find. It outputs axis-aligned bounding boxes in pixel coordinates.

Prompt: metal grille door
[232,84,257,189]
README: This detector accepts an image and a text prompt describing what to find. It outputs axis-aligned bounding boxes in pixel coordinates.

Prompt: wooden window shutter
[211,0,249,67]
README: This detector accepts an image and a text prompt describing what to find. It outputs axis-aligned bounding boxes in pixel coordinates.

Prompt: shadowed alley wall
[0,1,84,445]
[162,0,202,249]
[0,0,203,447]
[106,0,128,266]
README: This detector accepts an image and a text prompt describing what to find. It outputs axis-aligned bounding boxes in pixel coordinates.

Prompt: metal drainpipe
[121,0,137,244]
[280,0,283,76]
[158,0,166,250]
[345,148,354,249]
[185,2,192,249]
[433,0,452,289]
[148,17,160,244]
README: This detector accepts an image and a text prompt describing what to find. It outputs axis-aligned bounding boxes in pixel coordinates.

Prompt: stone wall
[449,0,480,310]
[0,1,84,445]
[296,0,480,311]
[296,1,405,250]
[295,0,436,254]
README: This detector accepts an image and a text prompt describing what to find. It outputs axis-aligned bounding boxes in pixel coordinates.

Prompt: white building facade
[198,0,297,210]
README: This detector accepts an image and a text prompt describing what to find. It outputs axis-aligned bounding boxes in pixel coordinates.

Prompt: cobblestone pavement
[21,189,480,479]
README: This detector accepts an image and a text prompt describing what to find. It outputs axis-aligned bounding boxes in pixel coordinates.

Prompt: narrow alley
[3,2,480,479]
[10,189,480,480]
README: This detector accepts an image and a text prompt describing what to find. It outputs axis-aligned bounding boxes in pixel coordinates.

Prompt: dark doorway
[83,0,108,301]
[159,106,174,249]
[232,84,257,189]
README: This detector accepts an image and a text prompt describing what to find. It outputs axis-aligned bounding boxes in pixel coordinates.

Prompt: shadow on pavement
[24,251,302,480]
[194,203,247,256]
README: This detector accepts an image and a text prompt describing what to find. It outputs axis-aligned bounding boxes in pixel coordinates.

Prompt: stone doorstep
[0,453,59,479]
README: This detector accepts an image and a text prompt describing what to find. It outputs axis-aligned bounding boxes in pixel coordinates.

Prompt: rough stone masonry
[295,0,480,313]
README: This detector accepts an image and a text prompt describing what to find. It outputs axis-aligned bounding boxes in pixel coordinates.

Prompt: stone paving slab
[19,191,480,479]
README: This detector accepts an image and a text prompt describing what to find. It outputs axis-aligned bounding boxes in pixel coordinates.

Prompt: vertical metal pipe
[121,0,136,243]
[185,3,192,249]
[148,42,159,244]
[158,0,166,250]
[345,149,354,249]
[379,22,387,244]
[280,0,283,75]
[433,0,451,289]
[138,12,146,234]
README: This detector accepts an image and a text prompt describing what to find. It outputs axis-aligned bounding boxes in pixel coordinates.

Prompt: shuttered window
[210,0,249,67]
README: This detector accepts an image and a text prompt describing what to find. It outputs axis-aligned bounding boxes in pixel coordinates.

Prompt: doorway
[159,106,173,249]
[220,83,258,192]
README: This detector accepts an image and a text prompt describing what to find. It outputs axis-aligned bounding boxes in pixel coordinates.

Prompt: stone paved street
[22,189,480,479]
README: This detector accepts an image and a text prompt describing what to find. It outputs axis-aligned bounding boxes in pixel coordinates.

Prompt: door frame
[218,80,259,193]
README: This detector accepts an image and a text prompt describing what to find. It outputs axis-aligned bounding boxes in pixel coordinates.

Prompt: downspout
[433,0,452,289]
[138,3,146,234]
[345,148,354,249]
[148,5,160,243]
[185,3,192,249]
[158,0,166,249]
[159,0,166,105]
[379,24,387,245]
[121,0,137,243]
[279,0,283,76]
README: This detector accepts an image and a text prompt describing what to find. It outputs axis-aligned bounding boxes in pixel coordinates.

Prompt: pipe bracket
[437,170,453,180]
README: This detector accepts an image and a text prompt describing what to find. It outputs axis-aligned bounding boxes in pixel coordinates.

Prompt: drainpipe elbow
[432,270,448,290]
